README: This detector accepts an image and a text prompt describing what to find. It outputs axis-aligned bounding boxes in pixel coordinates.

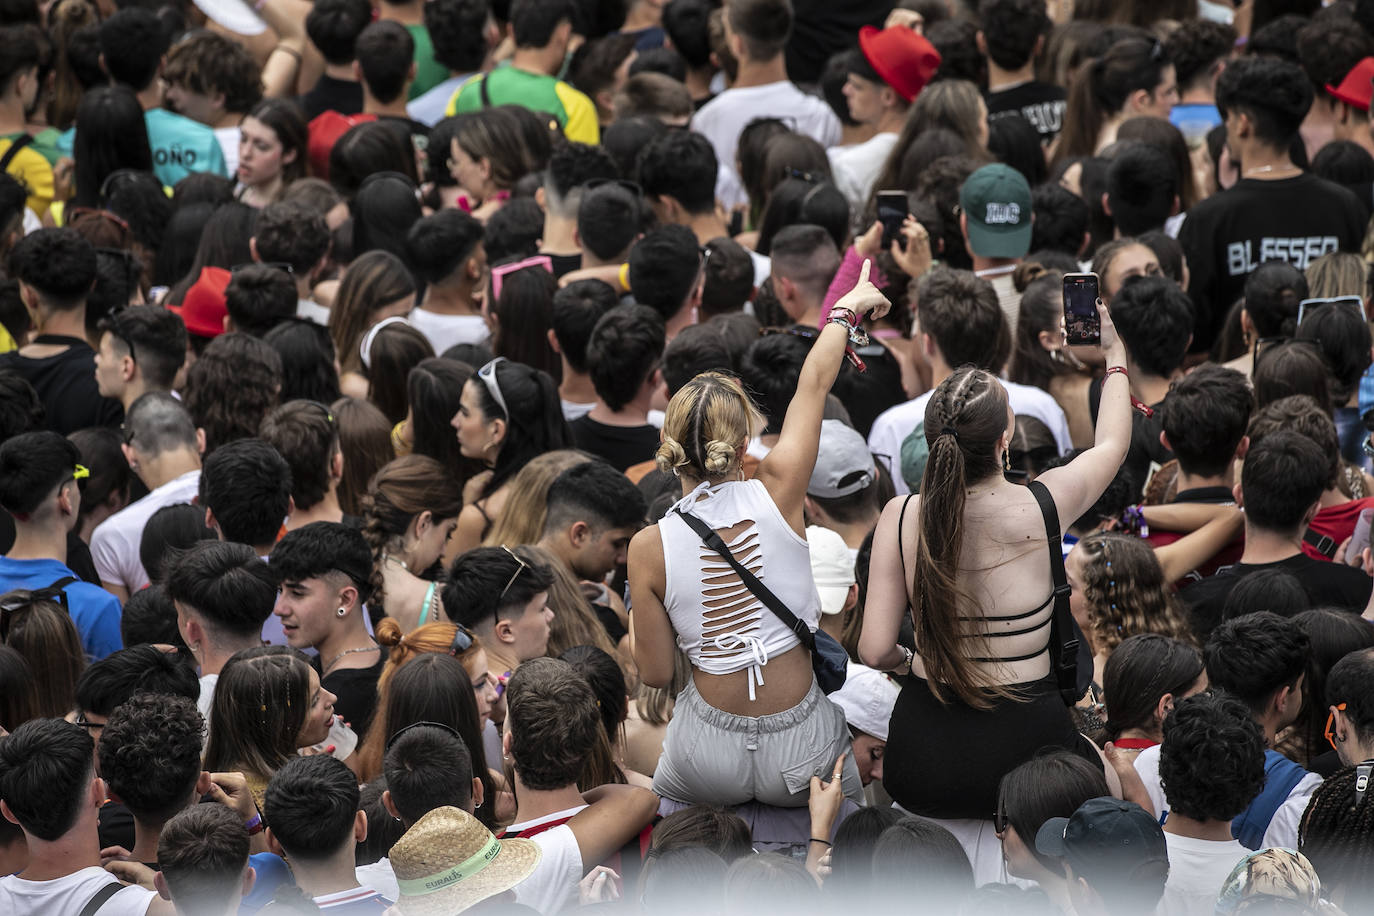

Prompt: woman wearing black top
[860,296,1130,825]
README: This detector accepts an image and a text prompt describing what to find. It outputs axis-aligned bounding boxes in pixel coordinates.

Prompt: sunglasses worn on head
[1327,702,1348,752]
[499,545,530,601]
[449,623,476,656]
[477,357,509,420]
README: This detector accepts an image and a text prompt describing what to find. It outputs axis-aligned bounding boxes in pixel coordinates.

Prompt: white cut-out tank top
[659,479,820,700]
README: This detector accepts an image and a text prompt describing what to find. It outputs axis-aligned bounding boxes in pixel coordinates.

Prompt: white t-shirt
[562,399,595,422]
[90,469,202,592]
[215,125,241,177]
[507,809,587,915]
[355,858,399,903]
[313,885,390,910]
[1158,833,1248,916]
[867,380,1073,495]
[1133,745,1323,850]
[0,867,155,916]
[297,298,331,326]
[407,73,474,127]
[407,308,491,356]
[692,81,841,210]
[828,132,898,209]
[198,673,218,720]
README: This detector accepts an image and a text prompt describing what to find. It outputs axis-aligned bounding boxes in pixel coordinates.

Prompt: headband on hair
[360,316,411,370]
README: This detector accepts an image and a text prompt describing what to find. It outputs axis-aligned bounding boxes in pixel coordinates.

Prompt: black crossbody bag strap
[479,73,492,109]
[674,509,817,653]
[77,882,123,916]
[0,134,34,176]
[1026,481,1080,706]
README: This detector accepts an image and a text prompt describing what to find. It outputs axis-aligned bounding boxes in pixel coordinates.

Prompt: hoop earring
[336,607,347,618]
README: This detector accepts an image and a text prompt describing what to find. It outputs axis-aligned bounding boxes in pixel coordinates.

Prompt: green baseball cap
[959,163,1033,259]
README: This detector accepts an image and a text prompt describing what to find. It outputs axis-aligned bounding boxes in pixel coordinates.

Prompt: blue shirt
[1170,103,1222,147]
[57,108,228,187]
[0,556,121,660]
[239,853,292,913]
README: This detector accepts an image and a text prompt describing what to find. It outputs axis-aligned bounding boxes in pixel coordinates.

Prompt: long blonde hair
[482,450,591,547]
[656,372,764,481]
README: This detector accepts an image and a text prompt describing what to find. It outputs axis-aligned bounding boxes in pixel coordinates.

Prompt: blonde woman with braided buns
[629,260,889,809]
[860,293,1133,840]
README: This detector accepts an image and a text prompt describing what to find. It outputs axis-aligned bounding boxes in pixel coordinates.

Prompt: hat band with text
[397,835,502,896]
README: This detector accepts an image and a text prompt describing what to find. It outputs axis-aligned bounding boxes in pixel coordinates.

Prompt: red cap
[1327,56,1374,112]
[858,26,942,103]
[173,266,231,338]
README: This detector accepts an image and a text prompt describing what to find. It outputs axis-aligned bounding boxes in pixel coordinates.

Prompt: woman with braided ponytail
[1298,647,1374,910]
[360,455,463,633]
[629,261,890,808]
[861,292,1133,847]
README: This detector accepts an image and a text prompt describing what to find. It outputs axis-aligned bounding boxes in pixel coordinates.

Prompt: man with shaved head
[90,392,204,602]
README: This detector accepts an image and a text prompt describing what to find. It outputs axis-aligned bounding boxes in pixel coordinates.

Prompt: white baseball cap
[830,663,900,741]
[807,524,855,616]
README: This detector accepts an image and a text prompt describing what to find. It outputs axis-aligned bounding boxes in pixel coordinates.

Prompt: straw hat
[390,807,541,915]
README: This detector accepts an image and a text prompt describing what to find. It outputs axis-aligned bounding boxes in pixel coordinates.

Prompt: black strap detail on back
[77,882,123,916]
[478,73,492,109]
[0,134,34,177]
[896,494,916,570]
[674,509,817,653]
[1027,480,1080,706]
[1303,528,1337,560]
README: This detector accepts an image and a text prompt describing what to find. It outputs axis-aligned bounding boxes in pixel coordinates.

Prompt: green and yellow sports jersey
[446,66,599,145]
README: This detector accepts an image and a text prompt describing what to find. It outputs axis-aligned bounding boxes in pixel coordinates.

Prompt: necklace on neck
[1242,164,1300,178]
[323,643,379,674]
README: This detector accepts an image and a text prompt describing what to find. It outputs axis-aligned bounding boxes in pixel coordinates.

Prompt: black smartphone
[876,190,906,251]
[1062,272,1101,346]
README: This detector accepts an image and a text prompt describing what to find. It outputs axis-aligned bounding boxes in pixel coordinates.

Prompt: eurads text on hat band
[395,835,502,896]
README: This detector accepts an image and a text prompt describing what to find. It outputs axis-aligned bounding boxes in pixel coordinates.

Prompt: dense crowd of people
[4,0,1374,912]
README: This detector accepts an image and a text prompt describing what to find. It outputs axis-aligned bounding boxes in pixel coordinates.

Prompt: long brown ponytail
[914,368,1011,709]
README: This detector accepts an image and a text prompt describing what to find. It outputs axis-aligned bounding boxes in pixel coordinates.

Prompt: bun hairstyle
[656,372,764,481]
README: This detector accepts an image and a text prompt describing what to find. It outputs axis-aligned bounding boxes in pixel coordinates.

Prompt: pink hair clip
[490,255,553,302]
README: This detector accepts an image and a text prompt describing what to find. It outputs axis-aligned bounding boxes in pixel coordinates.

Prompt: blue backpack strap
[1231,750,1310,849]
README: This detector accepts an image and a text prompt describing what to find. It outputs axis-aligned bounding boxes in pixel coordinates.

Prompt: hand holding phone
[876,191,907,251]
[1063,272,1101,347]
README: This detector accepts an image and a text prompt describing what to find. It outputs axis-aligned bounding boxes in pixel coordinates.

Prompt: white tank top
[659,479,820,701]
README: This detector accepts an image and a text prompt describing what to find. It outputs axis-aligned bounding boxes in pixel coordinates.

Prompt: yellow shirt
[0,134,54,217]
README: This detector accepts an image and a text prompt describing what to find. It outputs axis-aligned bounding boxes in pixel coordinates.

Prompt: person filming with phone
[629,261,890,810]
[860,285,1132,872]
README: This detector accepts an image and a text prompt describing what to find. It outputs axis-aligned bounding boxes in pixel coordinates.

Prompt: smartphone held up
[1062,272,1101,347]
[876,191,906,251]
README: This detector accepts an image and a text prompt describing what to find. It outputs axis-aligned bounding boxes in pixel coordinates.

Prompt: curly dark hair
[97,691,205,823]
[1163,19,1235,92]
[183,332,283,455]
[1159,691,1266,822]
[1205,611,1310,716]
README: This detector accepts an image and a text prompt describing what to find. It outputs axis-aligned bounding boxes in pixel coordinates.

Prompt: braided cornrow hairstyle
[1298,764,1374,903]
[913,367,1011,709]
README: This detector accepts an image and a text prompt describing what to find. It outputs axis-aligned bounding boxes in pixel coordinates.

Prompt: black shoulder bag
[674,509,848,694]
[1027,480,1081,706]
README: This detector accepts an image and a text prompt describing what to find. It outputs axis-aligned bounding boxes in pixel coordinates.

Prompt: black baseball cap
[1035,797,1169,886]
